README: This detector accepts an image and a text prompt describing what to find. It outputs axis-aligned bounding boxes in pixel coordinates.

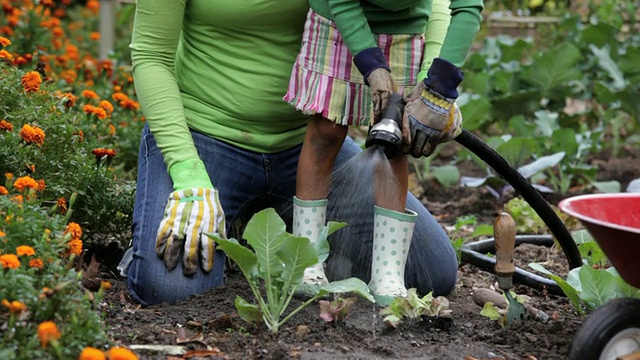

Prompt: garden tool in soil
[493,212,527,325]
[293,197,329,291]
[472,288,550,324]
[368,206,417,306]
[365,93,405,160]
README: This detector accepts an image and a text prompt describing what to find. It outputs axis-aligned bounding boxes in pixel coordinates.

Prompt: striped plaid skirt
[284,9,425,126]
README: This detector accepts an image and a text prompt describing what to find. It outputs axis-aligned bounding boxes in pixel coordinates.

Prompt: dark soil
[95,142,640,360]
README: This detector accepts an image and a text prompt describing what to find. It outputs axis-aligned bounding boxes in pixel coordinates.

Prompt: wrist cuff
[169,159,214,191]
[424,58,464,99]
[353,47,390,84]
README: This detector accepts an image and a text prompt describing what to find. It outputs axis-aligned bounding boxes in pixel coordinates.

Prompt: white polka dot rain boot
[293,196,329,287]
[368,206,417,305]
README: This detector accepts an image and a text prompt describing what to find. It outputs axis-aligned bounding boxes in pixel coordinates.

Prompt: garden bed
[97,144,640,360]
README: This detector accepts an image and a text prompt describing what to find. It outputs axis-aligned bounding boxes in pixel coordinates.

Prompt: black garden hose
[460,235,564,296]
[455,129,582,270]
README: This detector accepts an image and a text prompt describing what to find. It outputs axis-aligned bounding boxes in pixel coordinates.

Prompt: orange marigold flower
[37,321,61,348]
[60,69,77,84]
[120,99,140,110]
[80,347,106,360]
[56,197,67,214]
[13,56,27,66]
[105,347,138,360]
[37,179,45,191]
[51,26,64,38]
[99,100,114,115]
[0,186,5,195]
[93,107,107,119]
[61,93,76,108]
[16,245,35,257]
[0,49,12,60]
[19,124,45,146]
[89,32,100,41]
[5,173,13,182]
[2,299,26,313]
[0,120,11,132]
[82,89,99,99]
[68,238,82,256]
[13,176,39,191]
[112,92,128,102]
[83,104,96,114]
[0,254,20,269]
[100,281,112,290]
[65,222,82,239]
[0,36,10,47]
[9,194,22,203]
[29,258,43,269]
[86,0,100,13]
[21,71,42,93]
[0,230,5,237]
[108,124,116,135]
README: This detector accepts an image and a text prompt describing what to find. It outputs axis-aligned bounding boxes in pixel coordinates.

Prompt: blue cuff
[353,47,390,85]
[424,58,464,99]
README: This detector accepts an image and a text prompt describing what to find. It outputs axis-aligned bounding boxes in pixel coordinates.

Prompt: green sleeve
[129,0,206,184]
[438,0,484,68]
[324,0,377,56]
[419,0,452,81]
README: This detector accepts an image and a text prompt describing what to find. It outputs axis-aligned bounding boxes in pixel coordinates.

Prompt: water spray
[365,93,405,159]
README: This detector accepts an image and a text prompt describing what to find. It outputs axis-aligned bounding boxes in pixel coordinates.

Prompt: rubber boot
[369,206,417,305]
[293,196,329,287]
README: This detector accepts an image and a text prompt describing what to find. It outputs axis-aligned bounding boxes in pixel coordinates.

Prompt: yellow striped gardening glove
[156,160,225,276]
[402,58,464,158]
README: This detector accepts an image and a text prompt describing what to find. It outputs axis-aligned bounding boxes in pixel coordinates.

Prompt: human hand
[367,68,397,121]
[155,187,225,276]
[402,58,463,158]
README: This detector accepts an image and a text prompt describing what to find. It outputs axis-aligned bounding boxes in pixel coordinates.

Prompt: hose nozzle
[365,93,405,159]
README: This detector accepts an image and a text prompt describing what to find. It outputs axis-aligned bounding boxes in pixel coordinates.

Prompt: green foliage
[380,288,451,328]
[318,297,357,324]
[211,208,374,333]
[0,196,112,359]
[0,61,135,241]
[478,291,530,327]
[529,230,640,314]
[449,215,493,265]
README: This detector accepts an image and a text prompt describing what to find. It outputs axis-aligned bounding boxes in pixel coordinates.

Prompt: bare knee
[305,115,348,161]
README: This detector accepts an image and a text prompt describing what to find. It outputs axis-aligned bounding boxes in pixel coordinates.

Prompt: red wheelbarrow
[559,193,640,360]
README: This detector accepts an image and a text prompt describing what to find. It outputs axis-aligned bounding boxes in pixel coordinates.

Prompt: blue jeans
[127,125,458,305]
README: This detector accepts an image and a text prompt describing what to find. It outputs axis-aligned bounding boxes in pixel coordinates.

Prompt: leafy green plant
[529,230,640,314]
[449,215,493,264]
[210,208,374,333]
[319,297,357,324]
[478,291,530,328]
[380,288,451,328]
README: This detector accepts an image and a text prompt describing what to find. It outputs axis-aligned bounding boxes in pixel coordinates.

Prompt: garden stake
[493,212,527,325]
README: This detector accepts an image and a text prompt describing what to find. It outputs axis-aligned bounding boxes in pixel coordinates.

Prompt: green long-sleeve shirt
[130,0,310,170]
[310,0,483,69]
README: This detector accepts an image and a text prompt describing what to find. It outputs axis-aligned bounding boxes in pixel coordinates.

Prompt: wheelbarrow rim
[559,193,640,235]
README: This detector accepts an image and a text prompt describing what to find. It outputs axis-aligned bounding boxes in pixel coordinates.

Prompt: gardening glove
[354,47,397,121]
[155,159,226,276]
[402,57,464,158]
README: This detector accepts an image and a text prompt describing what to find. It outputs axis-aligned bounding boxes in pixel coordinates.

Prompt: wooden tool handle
[493,212,517,280]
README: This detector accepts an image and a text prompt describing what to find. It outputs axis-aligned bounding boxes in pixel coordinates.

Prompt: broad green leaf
[235,296,262,324]
[461,72,491,96]
[492,89,543,121]
[529,262,583,312]
[550,128,578,156]
[433,165,460,187]
[567,267,582,293]
[533,110,559,137]
[479,302,501,320]
[572,229,594,244]
[320,278,375,303]
[215,237,257,279]
[471,224,494,237]
[579,265,618,310]
[508,115,536,137]
[383,314,402,328]
[592,181,621,193]
[607,268,640,299]
[276,235,317,289]
[498,37,534,63]
[459,95,491,131]
[590,44,626,91]
[579,22,618,49]
[517,152,565,179]
[243,208,288,278]
[315,221,347,263]
[496,137,537,168]
[520,42,582,94]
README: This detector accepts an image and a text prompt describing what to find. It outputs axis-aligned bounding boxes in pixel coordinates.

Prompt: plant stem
[275,295,320,333]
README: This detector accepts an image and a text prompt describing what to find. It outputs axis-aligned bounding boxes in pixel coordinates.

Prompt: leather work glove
[353,47,397,121]
[156,159,226,276]
[402,58,464,158]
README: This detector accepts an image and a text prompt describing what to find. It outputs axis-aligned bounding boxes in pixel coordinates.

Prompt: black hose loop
[455,129,582,269]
